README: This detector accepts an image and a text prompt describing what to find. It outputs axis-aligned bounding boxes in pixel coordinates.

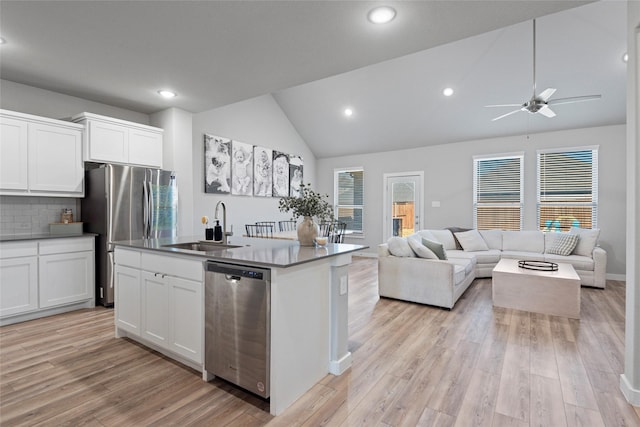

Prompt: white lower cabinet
[114,265,141,336]
[0,237,95,325]
[0,256,38,317]
[114,248,203,365]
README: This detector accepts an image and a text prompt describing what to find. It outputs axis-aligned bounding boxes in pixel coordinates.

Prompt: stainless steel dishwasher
[205,261,271,398]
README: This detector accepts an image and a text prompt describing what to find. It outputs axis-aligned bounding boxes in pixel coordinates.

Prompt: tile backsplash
[0,196,81,236]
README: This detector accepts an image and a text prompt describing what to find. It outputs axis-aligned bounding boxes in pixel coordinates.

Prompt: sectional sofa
[378,228,606,309]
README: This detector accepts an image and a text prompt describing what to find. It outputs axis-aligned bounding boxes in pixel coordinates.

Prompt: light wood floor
[1,257,639,426]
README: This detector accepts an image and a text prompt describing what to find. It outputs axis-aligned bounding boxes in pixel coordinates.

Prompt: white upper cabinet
[0,110,84,197]
[72,112,163,168]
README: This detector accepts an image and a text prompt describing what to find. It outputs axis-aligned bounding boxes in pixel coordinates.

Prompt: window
[334,168,364,234]
[537,147,598,232]
[473,154,523,230]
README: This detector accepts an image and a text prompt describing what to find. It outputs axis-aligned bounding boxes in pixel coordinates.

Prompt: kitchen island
[112,235,367,416]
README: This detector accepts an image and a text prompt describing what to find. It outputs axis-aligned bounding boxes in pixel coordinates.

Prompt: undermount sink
[162,242,242,252]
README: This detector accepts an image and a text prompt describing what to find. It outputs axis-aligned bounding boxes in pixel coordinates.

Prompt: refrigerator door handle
[148,170,156,239]
[143,172,150,239]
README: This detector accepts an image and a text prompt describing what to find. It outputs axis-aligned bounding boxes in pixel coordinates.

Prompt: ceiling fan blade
[492,109,523,121]
[548,94,602,106]
[538,88,557,101]
[485,103,522,108]
[538,106,556,118]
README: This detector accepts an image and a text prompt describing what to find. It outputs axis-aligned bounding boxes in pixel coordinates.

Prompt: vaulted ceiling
[0,1,626,158]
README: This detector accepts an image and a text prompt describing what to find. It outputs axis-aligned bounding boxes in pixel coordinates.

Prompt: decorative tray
[517,260,558,271]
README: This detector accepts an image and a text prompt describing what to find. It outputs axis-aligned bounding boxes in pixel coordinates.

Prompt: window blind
[335,169,364,233]
[538,149,598,231]
[473,155,523,230]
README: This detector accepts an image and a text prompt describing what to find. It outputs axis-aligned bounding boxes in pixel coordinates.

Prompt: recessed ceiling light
[622,52,629,63]
[344,108,354,117]
[157,89,177,98]
[0,37,6,45]
[367,6,396,24]
[443,87,454,97]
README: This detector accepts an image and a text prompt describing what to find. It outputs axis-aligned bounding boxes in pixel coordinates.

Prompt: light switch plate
[432,201,441,208]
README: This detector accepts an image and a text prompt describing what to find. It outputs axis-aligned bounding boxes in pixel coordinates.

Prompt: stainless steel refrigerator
[82,164,178,306]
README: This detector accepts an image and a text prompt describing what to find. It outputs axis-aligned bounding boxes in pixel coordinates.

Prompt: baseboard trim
[329,351,352,375]
[620,374,640,406]
[354,252,378,259]
[606,273,626,281]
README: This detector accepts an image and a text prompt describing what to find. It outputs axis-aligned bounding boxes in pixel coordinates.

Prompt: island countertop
[112,235,368,268]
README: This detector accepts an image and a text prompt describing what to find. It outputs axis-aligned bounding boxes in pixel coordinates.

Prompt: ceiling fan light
[367,6,396,24]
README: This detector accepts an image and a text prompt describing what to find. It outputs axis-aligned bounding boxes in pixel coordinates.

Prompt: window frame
[333,167,364,236]
[536,146,598,231]
[473,152,524,231]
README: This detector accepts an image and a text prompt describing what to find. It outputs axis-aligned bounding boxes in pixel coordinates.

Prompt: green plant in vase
[278,183,333,246]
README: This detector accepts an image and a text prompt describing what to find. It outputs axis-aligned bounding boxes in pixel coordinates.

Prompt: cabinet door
[141,271,169,348]
[0,257,38,317]
[129,128,163,168]
[169,276,202,363]
[0,116,28,191]
[28,123,83,194]
[87,120,128,163]
[39,251,94,308]
[115,265,141,336]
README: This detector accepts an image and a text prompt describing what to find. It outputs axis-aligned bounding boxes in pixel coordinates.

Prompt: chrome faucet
[214,201,233,244]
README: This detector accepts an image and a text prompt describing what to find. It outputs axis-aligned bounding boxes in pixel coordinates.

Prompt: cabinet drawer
[0,241,38,259]
[39,237,94,255]
[115,248,141,268]
[141,252,203,282]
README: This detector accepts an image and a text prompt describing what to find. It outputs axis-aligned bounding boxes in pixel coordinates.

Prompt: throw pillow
[387,237,415,257]
[454,229,489,251]
[446,227,471,250]
[545,233,579,256]
[569,227,600,257]
[422,238,448,260]
[407,238,438,259]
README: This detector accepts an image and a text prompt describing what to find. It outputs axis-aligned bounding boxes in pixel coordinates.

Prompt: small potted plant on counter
[278,183,333,246]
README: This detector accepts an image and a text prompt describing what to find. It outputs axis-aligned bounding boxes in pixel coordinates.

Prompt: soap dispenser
[213,220,223,242]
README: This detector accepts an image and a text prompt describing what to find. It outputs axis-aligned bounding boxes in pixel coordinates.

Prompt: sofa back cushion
[387,237,415,257]
[479,229,503,250]
[428,229,457,250]
[570,227,600,256]
[502,231,544,253]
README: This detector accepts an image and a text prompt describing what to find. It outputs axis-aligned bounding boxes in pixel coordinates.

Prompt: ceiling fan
[486,19,601,122]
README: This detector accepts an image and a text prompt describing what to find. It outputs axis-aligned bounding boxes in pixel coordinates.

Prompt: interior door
[383,173,423,240]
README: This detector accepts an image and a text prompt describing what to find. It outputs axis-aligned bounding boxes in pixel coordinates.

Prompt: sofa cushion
[409,230,437,242]
[500,251,546,262]
[570,227,600,257]
[407,237,438,259]
[448,257,476,276]
[428,229,457,251]
[543,253,595,271]
[545,233,579,256]
[449,249,501,264]
[446,227,471,249]
[455,229,489,251]
[453,264,466,286]
[502,231,544,253]
[479,229,503,250]
[423,238,448,260]
[387,237,414,257]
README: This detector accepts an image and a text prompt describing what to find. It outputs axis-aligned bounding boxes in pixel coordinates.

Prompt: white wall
[150,108,194,235]
[621,0,640,406]
[0,79,149,124]
[192,94,316,240]
[317,125,627,275]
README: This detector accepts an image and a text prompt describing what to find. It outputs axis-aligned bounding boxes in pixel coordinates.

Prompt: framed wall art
[272,151,290,197]
[231,140,254,196]
[204,134,231,194]
[289,155,303,197]
[253,146,273,197]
